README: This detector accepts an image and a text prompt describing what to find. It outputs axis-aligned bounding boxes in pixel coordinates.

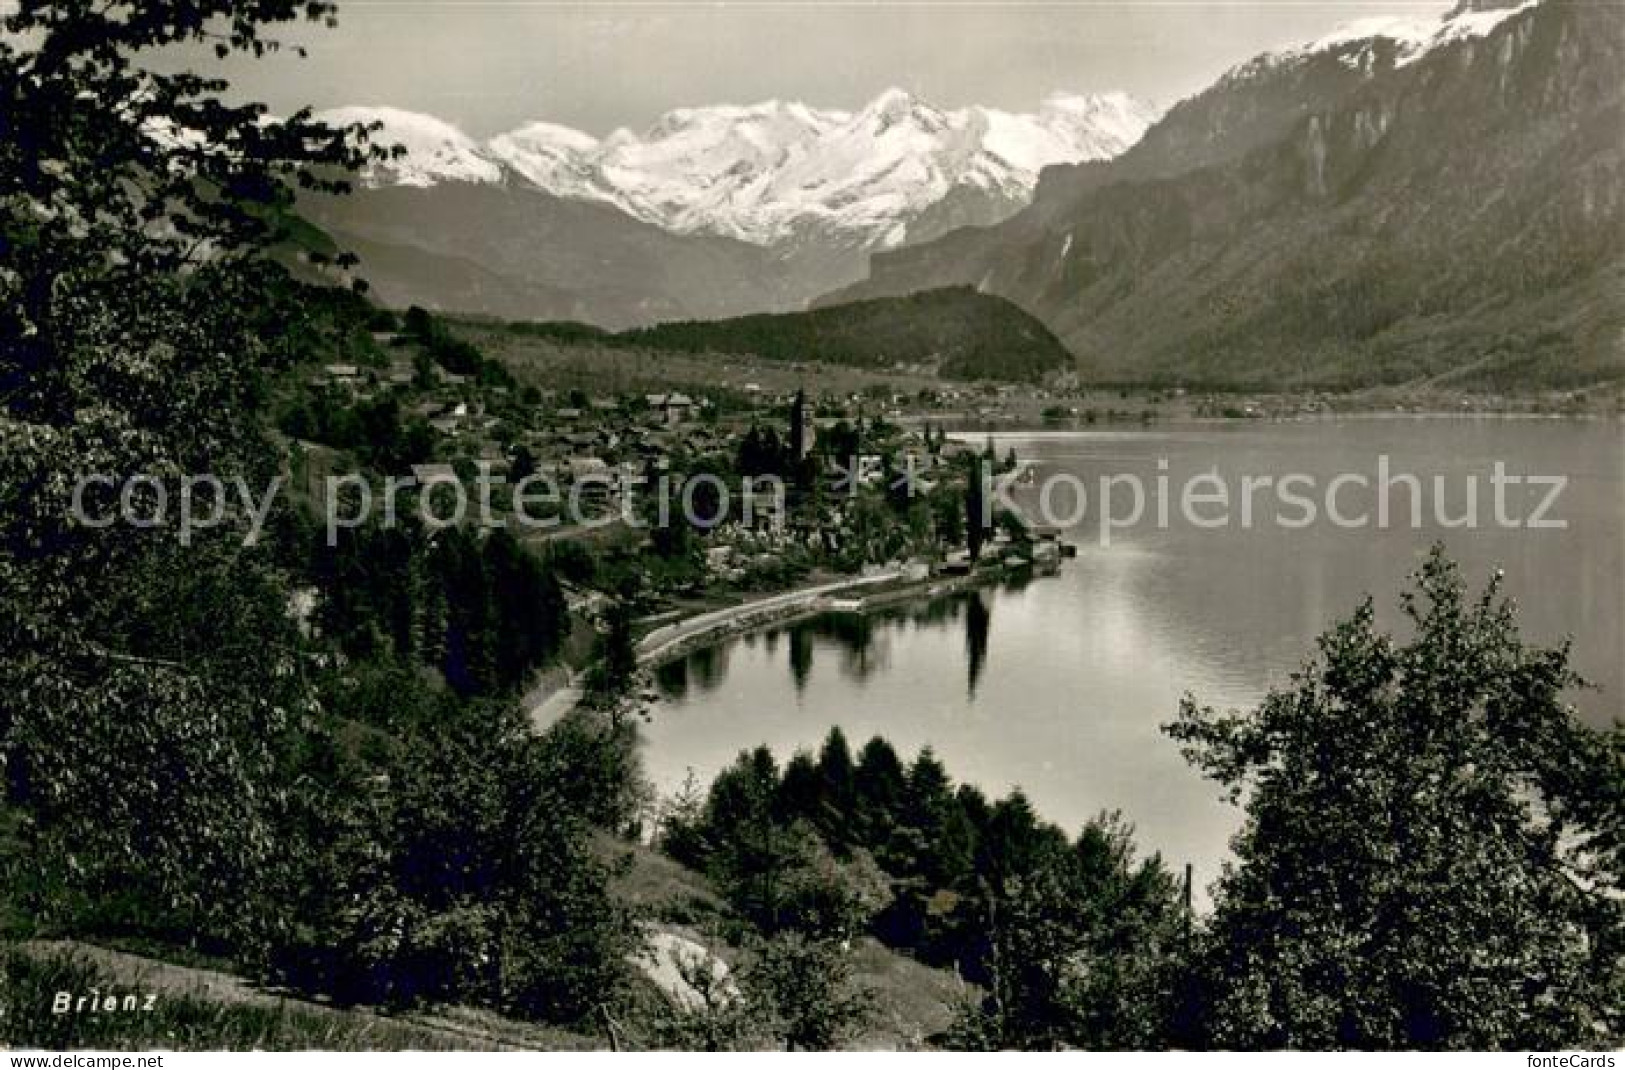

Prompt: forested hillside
[511,287,1073,383]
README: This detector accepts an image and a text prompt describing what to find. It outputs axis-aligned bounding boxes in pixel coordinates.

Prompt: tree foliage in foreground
[1,0,373,947]
[273,693,638,1020]
[0,0,638,1029]
[1168,548,1624,1049]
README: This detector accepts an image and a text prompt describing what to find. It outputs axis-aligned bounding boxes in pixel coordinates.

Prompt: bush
[1168,548,1625,1049]
[270,697,638,1023]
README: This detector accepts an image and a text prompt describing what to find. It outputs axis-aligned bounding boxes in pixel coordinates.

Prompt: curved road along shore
[524,567,903,732]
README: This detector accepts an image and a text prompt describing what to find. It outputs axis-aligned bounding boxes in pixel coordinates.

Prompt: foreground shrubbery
[634,928,877,1052]
[0,949,473,1051]
[266,694,640,1020]
[306,521,570,698]
[1170,549,1625,1049]
[657,732,1188,1048]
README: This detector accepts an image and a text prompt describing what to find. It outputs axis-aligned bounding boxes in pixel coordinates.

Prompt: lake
[643,417,1624,894]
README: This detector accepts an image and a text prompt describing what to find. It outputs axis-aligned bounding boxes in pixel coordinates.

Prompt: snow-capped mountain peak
[485,121,601,192]
[326,89,1160,249]
[317,106,503,188]
[1265,0,1541,71]
[859,87,945,132]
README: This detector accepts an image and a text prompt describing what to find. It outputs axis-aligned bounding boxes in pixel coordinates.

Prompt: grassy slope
[0,942,599,1051]
[0,842,964,1051]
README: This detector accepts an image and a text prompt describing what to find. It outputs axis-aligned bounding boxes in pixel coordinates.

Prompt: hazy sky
[179,1,1454,137]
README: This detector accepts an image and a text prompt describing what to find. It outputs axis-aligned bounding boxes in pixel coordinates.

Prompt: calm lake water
[643,418,1624,893]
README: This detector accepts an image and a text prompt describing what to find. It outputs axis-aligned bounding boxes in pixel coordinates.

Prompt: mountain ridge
[825,0,1624,389]
[300,181,837,331]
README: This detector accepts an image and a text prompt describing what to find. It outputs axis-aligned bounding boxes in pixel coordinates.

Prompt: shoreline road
[635,569,904,665]
[523,568,904,732]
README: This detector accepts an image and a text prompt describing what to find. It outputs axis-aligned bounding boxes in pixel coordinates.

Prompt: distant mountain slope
[328,229,591,325]
[507,287,1073,383]
[829,0,1624,389]
[301,182,860,330]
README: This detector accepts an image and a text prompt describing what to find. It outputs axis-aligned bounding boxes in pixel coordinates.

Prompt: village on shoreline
[276,306,1622,728]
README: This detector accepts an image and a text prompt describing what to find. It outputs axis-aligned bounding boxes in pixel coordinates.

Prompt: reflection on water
[642,419,1625,896]
[966,592,990,697]
[654,588,1005,703]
